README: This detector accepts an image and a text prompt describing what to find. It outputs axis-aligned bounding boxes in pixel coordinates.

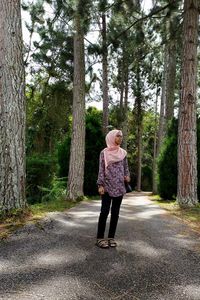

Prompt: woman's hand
[124,176,131,182]
[98,186,105,195]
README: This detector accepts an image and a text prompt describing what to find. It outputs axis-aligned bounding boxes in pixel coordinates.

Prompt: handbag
[125,181,132,193]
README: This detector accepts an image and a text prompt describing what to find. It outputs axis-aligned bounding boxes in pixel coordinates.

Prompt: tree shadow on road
[0,193,200,299]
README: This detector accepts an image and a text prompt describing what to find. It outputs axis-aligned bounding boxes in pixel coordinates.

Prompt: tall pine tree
[0,1,26,211]
[67,0,92,200]
[177,0,199,207]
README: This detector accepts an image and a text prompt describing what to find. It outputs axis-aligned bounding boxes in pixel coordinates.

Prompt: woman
[96,129,130,249]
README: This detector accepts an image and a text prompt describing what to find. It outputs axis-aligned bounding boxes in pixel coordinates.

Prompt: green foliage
[57,107,104,195]
[142,165,152,191]
[77,0,93,32]
[57,136,71,180]
[126,110,155,191]
[84,107,105,195]
[22,0,186,203]
[158,118,200,200]
[30,195,77,216]
[157,119,178,199]
[98,0,107,12]
[24,0,74,81]
[38,176,67,202]
[0,207,30,222]
[26,155,57,204]
[158,117,200,200]
[108,107,155,191]
[26,80,72,155]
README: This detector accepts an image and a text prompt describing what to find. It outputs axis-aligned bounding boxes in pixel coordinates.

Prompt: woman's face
[115,133,123,145]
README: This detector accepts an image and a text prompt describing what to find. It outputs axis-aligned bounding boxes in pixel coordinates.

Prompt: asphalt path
[0,192,200,300]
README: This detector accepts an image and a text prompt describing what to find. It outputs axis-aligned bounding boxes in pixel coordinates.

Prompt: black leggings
[97,193,123,239]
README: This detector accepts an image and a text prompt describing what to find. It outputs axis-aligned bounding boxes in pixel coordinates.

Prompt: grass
[150,195,200,232]
[30,196,78,217]
[0,194,99,240]
[0,208,32,240]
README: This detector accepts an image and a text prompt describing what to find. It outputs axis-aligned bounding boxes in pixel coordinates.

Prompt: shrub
[57,107,104,196]
[142,165,152,191]
[57,136,71,180]
[158,117,200,200]
[38,176,67,202]
[157,119,178,199]
[26,155,57,204]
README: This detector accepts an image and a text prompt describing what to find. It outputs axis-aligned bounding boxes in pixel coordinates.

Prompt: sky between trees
[21,0,154,110]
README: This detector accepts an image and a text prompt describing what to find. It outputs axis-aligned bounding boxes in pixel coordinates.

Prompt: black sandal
[96,239,109,249]
[108,238,117,247]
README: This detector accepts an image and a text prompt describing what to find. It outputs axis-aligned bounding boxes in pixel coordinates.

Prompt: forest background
[0,0,199,220]
[21,0,200,205]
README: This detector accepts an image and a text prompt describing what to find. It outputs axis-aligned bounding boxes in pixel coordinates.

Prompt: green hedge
[158,118,200,200]
[157,119,177,199]
[57,107,104,196]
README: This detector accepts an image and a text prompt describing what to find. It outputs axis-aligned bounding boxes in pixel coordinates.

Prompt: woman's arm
[97,151,105,189]
[124,157,130,182]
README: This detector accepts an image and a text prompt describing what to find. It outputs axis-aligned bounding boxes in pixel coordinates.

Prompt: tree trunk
[119,54,125,128]
[0,1,26,211]
[136,103,142,192]
[67,11,85,201]
[157,46,167,155]
[165,20,177,124]
[119,75,124,128]
[177,0,199,207]
[152,87,159,194]
[134,67,143,192]
[165,41,176,122]
[102,13,109,135]
[122,66,129,150]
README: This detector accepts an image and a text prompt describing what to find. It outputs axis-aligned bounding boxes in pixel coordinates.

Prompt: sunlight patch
[174,284,200,299]
[128,240,169,258]
[134,209,166,219]
[34,249,87,267]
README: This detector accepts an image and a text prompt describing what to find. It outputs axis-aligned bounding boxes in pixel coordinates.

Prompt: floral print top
[97,150,130,197]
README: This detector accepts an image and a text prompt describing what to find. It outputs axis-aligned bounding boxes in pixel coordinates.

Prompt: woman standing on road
[96,129,130,249]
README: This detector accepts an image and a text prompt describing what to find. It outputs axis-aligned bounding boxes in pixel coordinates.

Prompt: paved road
[0,192,200,300]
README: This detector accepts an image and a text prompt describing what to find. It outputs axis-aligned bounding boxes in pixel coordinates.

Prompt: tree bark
[122,66,129,150]
[177,0,199,207]
[119,54,125,128]
[67,11,85,201]
[135,67,143,192]
[157,46,167,155]
[165,40,176,122]
[165,14,177,125]
[0,1,26,211]
[102,13,109,135]
[152,87,159,194]
[136,104,142,192]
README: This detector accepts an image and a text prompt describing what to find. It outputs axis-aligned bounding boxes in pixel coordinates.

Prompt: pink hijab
[103,129,127,168]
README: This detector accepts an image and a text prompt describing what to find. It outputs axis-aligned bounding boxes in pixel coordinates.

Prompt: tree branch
[107,3,171,47]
